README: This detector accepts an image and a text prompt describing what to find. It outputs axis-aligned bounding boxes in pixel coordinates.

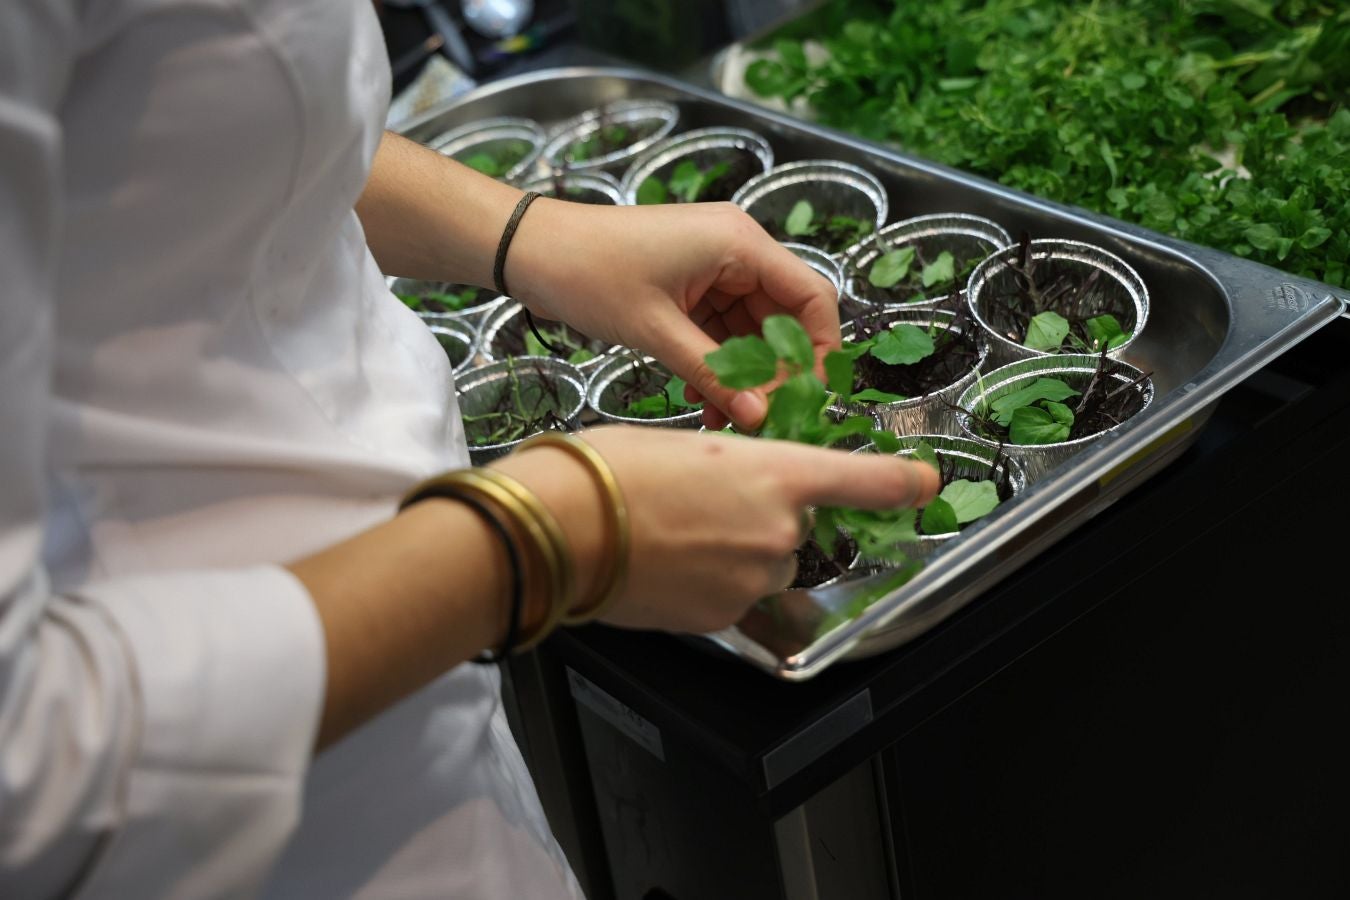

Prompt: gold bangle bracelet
[516,431,630,625]
[402,470,565,652]
[448,469,564,650]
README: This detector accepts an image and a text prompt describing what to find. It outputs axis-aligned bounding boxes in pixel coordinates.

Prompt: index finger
[761,440,942,511]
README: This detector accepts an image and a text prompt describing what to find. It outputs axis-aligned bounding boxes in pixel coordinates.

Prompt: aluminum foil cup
[585,354,703,428]
[428,116,546,184]
[479,302,615,374]
[541,100,680,173]
[731,160,889,256]
[387,276,510,326]
[618,126,774,205]
[966,239,1150,369]
[782,242,843,308]
[840,308,990,436]
[518,170,624,205]
[841,213,1011,312]
[956,354,1155,482]
[456,357,585,463]
[852,435,1027,564]
[428,318,479,375]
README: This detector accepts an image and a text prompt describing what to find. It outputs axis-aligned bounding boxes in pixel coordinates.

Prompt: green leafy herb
[851,387,907,403]
[705,335,780,389]
[1024,311,1072,351]
[938,479,1001,524]
[921,251,956,288]
[919,497,959,535]
[1009,404,1074,444]
[988,377,1081,426]
[522,324,595,364]
[624,374,700,418]
[1084,313,1132,351]
[785,200,817,236]
[398,287,480,313]
[744,1,1349,290]
[869,323,936,366]
[869,246,916,288]
[638,159,735,205]
[704,314,922,567]
[911,440,941,473]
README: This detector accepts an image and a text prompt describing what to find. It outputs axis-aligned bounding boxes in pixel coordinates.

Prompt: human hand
[491,426,940,634]
[506,201,839,431]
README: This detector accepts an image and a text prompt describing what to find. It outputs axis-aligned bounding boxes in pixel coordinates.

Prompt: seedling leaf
[705,335,778,389]
[1024,311,1071,351]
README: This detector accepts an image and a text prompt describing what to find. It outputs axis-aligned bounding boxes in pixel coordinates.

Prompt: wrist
[489,445,607,611]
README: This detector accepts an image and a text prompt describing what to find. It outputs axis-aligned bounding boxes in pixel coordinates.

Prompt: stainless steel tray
[400,68,1347,680]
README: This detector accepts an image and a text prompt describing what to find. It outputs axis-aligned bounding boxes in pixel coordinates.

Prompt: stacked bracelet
[515,432,630,624]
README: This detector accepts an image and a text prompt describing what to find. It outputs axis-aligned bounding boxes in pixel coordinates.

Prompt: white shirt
[0,1,582,896]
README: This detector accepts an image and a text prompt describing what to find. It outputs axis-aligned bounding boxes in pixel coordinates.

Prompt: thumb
[644,308,769,431]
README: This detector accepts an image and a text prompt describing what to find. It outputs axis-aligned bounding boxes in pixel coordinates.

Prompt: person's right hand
[490,426,940,634]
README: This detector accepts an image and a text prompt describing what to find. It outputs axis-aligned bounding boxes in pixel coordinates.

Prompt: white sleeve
[0,5,327,898]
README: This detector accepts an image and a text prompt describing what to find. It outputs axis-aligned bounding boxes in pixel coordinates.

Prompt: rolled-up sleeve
[1,4,327,897]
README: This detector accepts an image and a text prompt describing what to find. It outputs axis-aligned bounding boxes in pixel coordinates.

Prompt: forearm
[356,131,524,286]
[288,447,605,750]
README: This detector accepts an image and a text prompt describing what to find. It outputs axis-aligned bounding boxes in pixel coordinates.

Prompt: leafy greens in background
[744,0,1349,289]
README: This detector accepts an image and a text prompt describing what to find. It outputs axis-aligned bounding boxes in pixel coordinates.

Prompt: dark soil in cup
[494,314,606,366]
[791,533,859,589]
[462,362,573,447]
[565,119,661,164]
[604,359,699,420]
[851,313,982,398]
[984,233,1138,351]
[397,282,497,315]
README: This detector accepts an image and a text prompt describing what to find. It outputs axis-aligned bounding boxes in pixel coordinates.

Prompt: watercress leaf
[1024,310,1071,351]
[463,153,501,176]
[920,497,960,535]
[920,250,956,288]
[454,288,480,308]
[625,394,671,417]
[870,323,936,366]
[869,430,901,454]
[988,378,1081,426]
[785,200,817,236]
[1009,406,1071,444]
[819,416,877,448]
[705,335,778,389]
[838,339,872,359]
[745,59,792,97]
[693,162,731,201]
[1106,331,1132,350]
[763,314,816,369]
[939,478,1001,524]
[911,440,941,473]
[812,508,839,555]
[1083,313,1126,350]
[397,293,423,310]
[824,350,857,396]
[668,160,704,202]
[763,373,828,442]
[636,177,669,205]
[1042,400,1075,428]
[851,388,907,404]
[524,330,551,357]
[665,375,699,410]
[868,246,916,288]
[568,348,596,365]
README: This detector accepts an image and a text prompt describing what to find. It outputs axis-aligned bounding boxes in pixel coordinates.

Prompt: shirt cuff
[82,565,326,894]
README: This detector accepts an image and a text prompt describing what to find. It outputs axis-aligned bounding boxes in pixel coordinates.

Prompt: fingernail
[729,391,766,427]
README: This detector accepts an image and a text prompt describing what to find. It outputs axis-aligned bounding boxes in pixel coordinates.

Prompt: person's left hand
[506,200,839,430]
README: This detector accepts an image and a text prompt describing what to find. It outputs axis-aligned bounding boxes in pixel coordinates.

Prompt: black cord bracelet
[491,191,565,358]
[401,488,523,664]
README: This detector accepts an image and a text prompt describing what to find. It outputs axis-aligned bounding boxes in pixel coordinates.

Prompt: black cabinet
[510,320,1350,899]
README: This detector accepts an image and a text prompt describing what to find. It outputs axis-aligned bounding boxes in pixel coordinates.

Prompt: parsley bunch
[746,0,1349,288]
